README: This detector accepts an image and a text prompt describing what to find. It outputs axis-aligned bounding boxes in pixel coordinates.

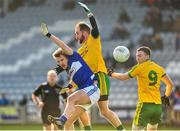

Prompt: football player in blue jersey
[40,23,100,130]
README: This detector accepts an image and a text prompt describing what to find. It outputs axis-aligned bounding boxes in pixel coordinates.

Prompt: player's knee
[67,95,76,103]
[147,123,158,130]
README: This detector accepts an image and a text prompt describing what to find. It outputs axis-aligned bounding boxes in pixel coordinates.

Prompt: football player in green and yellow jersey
[108,46,174,130]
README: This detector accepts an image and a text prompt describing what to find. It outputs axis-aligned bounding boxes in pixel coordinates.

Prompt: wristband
[67,84,73,89]
[87,12,93,18]
[46,33,51,38]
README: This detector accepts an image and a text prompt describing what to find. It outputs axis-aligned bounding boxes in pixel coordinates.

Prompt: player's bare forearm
[50,34,73,55]
[165,85,173,97]
[162,75,174,97]
[111,72,130,81]
[40,23,73,55]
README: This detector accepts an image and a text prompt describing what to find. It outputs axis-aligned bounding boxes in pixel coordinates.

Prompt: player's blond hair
[52,48,66,60]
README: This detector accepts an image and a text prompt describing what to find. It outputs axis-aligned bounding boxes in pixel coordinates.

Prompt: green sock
[84,125,91,130]
[116,125,125,130]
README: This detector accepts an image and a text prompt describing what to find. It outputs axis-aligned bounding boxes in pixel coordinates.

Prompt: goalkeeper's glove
[78,2,93,17]
[161,95,170,106]
[59,84,73,94]
[40,23,51,38]
[107,68,114,77]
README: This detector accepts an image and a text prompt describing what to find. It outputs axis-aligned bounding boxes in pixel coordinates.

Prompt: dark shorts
[41,108,61,125]
[133,102,162,127]
[95,72,110,101]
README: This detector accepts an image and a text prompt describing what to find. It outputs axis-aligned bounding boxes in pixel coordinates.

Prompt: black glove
[107,68,114,77]
[161,95,170,106]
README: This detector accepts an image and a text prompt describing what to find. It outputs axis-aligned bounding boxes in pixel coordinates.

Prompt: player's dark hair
[137,46,151,57]
[77,22,90,34]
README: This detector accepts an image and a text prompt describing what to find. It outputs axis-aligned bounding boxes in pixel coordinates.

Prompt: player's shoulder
[151,60,165,69]
[150,61,166,74]
[69,51,83,63]
[69,51,79,57]
[39,82,48,87]
[131,63,140,70]
[128,64,139,74]
[89,33,100,42]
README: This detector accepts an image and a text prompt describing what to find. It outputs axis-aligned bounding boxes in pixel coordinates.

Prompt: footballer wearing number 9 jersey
[108,46,174,131]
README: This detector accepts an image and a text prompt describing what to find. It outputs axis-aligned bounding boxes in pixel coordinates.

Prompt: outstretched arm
[78,2,99,38]
[112,72,130,81]
[107,68,130,80]
[41,23,73,55]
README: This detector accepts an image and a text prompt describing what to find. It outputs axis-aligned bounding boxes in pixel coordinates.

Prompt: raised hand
[78,2,93,17]
[40,23,51,37]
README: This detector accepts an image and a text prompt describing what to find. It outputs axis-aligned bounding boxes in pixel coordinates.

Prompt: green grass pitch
[0,123,180,130]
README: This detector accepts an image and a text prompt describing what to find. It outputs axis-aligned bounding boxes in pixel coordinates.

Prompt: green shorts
[133,102,162,127]
[95,72,110,101]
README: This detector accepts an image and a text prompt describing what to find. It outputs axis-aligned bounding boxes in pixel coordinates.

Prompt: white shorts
[76,84,100,110]
[174,104,180,111]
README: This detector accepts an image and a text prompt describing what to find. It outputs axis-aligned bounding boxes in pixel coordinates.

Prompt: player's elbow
[167,77,174,89]
[169,81,174,89]
[31,94,35,99]
[165,82,174,97]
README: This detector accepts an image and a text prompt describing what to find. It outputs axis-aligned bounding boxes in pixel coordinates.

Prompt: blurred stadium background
[0,0,180,130]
